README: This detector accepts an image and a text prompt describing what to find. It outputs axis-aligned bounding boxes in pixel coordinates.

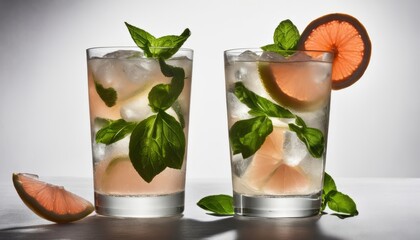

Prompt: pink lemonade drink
[224,49,333,217]
[87,47,193,217]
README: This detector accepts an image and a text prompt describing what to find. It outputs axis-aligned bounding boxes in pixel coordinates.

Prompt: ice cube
[92,137,130,163]
[121,58,161,84]
[231,153,253,177]
[297,108,329,132]
[259,51,286,62]
[287,51,312,61]
[299,154,323,180]
[226,92,252,126]
[103,50,143,59]
[282,130,308,166]
[120,88,153,122]
[232,63,267,97]
[120,85,180,122]
[88,51,163,101]
[237,50,259,61]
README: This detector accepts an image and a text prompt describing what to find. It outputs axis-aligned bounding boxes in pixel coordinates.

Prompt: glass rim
[224,48,333,54]
[86,46,193,52]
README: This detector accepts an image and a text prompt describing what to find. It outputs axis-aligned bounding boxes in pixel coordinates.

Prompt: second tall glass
[224,49,333,217]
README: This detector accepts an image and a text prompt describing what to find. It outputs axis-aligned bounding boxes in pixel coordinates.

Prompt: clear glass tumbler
[224,49,333,217]
[86,47,193,217]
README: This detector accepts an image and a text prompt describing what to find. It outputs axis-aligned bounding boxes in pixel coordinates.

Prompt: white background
[1,0,419,182]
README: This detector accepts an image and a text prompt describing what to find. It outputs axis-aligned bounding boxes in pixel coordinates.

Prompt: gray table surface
[0,177,419,239]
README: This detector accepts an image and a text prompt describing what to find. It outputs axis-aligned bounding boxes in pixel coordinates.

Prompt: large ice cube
[226,92,252,122]
[229,58,267,97]
[282,130,308,166]
[120,87,153,122]
[259,51,286,62]
[231,153,253,177]
[88,50,162,101]
[120,86,180,123]
[103,50,143,59]
[237,50,259,61]
[297,107,329,132]
[92,137,130,163]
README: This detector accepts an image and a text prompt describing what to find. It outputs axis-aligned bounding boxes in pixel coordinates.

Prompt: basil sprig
[229,82,324,159]
[94,24,190,182]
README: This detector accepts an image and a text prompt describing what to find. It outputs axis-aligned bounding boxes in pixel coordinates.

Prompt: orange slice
[12,173,94,223]
[258,59,331,111]
[299,13,372,90]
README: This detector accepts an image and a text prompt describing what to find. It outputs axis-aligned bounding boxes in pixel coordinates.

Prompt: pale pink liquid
[87,53,192,196]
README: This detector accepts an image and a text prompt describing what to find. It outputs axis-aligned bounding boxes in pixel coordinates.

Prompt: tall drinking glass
[224,49,333,217]
[86,47,193,217]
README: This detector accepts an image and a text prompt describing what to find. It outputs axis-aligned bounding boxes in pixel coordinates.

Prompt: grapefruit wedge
[243,127,309,194]
[12,173,94,223]
[299,13,372,90]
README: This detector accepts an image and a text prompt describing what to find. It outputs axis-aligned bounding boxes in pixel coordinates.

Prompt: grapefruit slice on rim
[12,173,94,223]
[298,13,372,90]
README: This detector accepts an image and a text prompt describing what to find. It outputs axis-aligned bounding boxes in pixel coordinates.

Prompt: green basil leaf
[124,22,155,57]
[125,23,190,59]
[129,111,185,182]
[95,119,137,145]
[150,28,191,59]
[158,111,186,169]
[233,82,294,118]
[230,116,273,159]
[94,81,117,107]
[294,115,307,128]
[326,190,359,217]
[274,19,300,50]
[321,190,328,211]
[289,122,324,158]
[197,195,234,216]
[323,172,337,194]
[129,114,165,182]
[148,59,185,112]
[321,172,337,211]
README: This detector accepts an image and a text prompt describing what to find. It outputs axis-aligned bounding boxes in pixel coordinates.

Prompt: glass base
[95,191,184,218]
[233,191,321,218]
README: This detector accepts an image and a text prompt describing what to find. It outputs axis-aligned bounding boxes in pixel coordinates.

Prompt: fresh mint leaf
[124,22,155,57]
[129,111,185,182]
[197,194,234,216]
[325,190,359,217]
[94,81,117,107]
[274,19,300,51]
[230,116,273,159]
[150,29,191,59]
[289,121,324,158]
[96,119,137,145]
[148,59,185,112]
[260,19,299,56]
[233,82,294,118]
[125,22,190,59]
